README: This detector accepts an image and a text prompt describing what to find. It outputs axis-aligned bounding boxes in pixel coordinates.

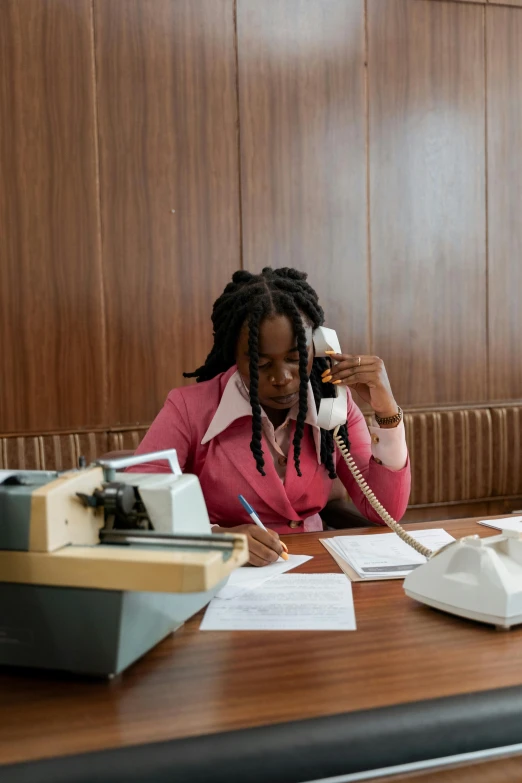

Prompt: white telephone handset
[313,327,349,431]
[315,326,522,629]
[313,326,431,558]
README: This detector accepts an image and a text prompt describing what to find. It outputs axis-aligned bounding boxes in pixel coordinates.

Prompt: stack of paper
[477,516,522,534]
[321,529,455,581]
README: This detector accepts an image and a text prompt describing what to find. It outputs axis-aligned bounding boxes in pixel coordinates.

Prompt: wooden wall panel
[489,0,522,7]
[94,0,240,425]
[486,6,522,400]
[0,0,105,433]
[237,0,368,355]
[368,0,487,406]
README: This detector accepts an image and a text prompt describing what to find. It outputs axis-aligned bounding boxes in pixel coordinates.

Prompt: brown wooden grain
[404,498,522,522]
[427,0,486,4]
[489,0,522,7]
[94,0,241,425]
[486,6,522,400]
[1,518,522,767]
[0,0,105,432]
[368,0,487,405]
[237,0,368,356]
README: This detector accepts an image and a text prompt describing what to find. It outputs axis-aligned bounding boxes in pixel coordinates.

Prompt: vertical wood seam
[89,0,108,425]
[364,0,372,354]
[233,0,244,271]
[484,4,490,400]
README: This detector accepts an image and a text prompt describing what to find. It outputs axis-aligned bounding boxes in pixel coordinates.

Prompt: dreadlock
[184,267,350,478]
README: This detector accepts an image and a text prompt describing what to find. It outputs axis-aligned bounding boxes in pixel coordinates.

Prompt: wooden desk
[2,518,522,783]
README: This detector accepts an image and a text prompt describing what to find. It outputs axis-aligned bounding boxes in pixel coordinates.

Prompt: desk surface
[2,517,522,782]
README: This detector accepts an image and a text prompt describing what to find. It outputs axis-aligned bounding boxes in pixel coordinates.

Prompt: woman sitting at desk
[130,267,410,566]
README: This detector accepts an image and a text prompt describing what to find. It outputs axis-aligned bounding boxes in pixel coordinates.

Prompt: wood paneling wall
[0,0,105,432]
[490,0,522,7]
[95,0,240,425]
[238,0,368,356]
[368,0,487,405]
[486,6,522,401]
[1,0,522,436]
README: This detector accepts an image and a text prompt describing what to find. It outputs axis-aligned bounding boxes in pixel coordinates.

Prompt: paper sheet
[215,554,312,600]
[322,529,455,580]
[201,573,356,631]
[478,517,522,533]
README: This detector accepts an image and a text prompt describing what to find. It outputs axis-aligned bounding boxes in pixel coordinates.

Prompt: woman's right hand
[212,524,285,567]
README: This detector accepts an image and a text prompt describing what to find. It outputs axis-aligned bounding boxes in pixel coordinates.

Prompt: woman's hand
[322,352,398,420]
[212,524,285,567]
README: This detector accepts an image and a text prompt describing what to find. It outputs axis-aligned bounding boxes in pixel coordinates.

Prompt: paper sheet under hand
[201,573,356,631]
[215,554,312,600]
[478,517,522,534]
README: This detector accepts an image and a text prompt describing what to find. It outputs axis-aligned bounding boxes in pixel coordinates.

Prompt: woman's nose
[271,370,293,386]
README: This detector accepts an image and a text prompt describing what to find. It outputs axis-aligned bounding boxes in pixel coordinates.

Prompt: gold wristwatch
[374,406,403,427]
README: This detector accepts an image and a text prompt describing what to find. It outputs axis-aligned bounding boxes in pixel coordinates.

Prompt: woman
[130,268,410,566]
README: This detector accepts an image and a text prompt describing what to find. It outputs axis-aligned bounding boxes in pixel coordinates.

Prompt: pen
[238,495,289,560]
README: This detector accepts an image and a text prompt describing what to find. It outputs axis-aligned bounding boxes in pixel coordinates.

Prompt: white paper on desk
[201,573,356,631]
[215,554,312,600]
[478,517,522,533]
[329,529,455,578]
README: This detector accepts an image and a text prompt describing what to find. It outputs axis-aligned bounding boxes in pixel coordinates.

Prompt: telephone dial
[314,326,522,630]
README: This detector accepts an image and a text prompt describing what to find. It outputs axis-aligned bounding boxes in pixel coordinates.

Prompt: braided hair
[184,267,350,478]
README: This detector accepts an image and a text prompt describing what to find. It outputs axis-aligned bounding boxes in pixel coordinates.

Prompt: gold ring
[357,356,361,367]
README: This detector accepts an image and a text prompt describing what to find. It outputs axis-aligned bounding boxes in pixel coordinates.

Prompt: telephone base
[404,590,521,630]
[403,533,522,631]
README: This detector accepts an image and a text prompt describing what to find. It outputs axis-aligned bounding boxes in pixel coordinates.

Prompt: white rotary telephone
[314,326,522,630]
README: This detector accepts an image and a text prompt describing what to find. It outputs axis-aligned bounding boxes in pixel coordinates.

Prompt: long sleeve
[369,418,408,470]
[127,390,194,473]
[335,395,411,523]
